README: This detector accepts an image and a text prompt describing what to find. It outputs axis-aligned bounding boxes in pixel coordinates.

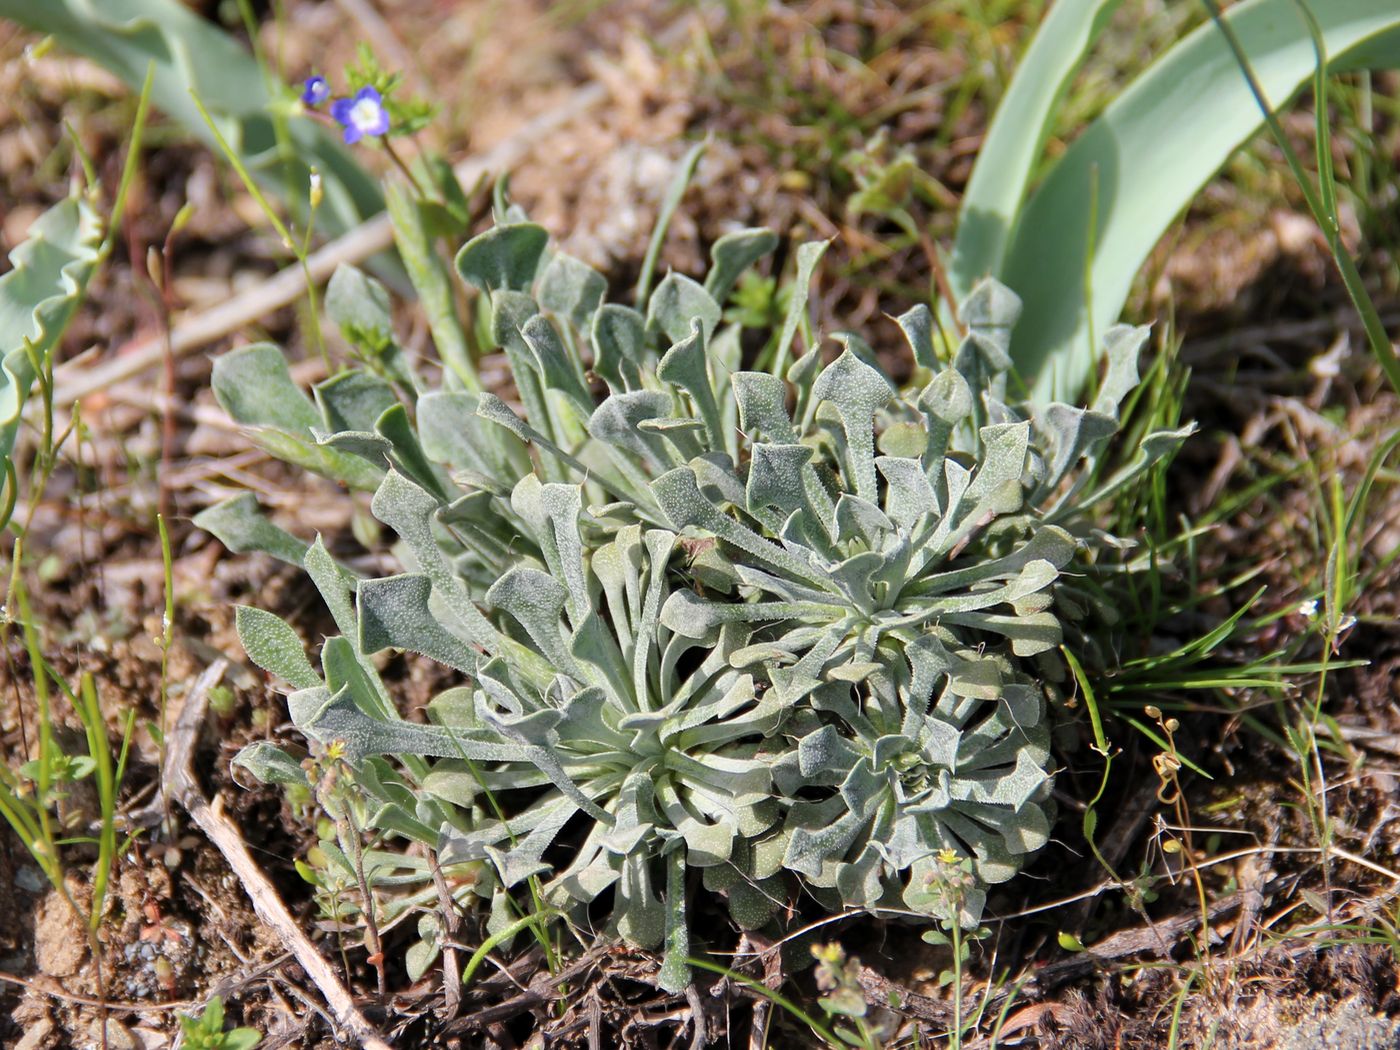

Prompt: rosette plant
[199,213,1189,988]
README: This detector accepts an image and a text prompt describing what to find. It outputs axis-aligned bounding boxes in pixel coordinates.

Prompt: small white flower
[1298,599,1319,619]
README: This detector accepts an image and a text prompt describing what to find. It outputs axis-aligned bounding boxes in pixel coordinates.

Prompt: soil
[1,1,1399,1047]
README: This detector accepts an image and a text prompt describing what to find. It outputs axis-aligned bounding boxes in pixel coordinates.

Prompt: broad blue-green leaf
[455,223,548,294]
[951,0,1125,297]
[998,0,1400,401]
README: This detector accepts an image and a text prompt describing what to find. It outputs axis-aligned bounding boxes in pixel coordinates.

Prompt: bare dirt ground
[1,2,1399,1047]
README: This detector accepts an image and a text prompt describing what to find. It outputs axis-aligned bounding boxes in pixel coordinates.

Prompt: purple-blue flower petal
[301,75,330,106]
[331,85,391,143]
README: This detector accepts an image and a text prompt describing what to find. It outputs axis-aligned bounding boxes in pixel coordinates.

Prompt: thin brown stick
[442,947,608,1035]
[428,853,464,1020]
[856,965,952,1024]
[1026,890,1246,994]
[163,659,393,1050]
[0,970,195,1014]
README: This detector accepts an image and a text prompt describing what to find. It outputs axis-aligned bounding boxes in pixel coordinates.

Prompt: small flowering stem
[156,513,175,827]
[949,919,964,1049]
[190,90,330,370]
[382,137,430,199]
[335,798,387,1002]
[190,91,294,246]
[1147,706,1215,979]
[298,170,331,371]
[150,202,195,524]
[102,61,156,259]
[302,169,323,258]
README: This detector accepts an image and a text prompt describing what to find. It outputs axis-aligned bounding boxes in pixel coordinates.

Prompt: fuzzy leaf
[812,345,893,502]
[326,264,395,352]
[212,343,320,434]
[773,239,830,371]
[646,272,721,346]
[592,303,646,390]
[314,371,398,435]
[194,494,309,566]
[356,574,483,673]
[705,227,778,305]
[657,319,725,452]
[455,223,548,294]
[233,742,309,786]
[539,252,607,328]
[236,606,320,690]
[896,303,938,372]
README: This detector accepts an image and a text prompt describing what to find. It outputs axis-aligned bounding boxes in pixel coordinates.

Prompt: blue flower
[301,75,330,107]
[330,86,390,144]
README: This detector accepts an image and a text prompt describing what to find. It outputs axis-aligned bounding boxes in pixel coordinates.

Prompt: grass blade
[1205,0,1400,396]
[635,140,706,308]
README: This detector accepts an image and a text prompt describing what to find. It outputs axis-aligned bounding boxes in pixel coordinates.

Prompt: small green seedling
[179,997,262,1050]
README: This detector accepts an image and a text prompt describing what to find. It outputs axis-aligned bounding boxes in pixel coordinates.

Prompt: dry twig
[162,659,394,1050]
[442,946,609,1035]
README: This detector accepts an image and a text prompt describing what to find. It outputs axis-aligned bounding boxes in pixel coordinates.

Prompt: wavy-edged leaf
[0,194,103,463]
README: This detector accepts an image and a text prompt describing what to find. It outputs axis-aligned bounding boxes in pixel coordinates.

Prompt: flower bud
[145,245,163,293]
